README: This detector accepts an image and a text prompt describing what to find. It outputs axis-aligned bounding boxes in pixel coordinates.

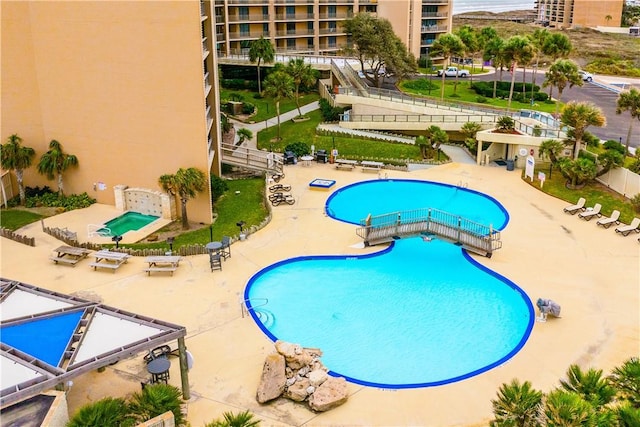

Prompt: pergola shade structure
[0,278,189,409]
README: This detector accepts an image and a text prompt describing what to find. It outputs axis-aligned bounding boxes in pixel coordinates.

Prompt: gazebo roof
[0,278,186,409]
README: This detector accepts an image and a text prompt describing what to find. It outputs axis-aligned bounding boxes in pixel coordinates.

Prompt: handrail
[220,143,284,173]
[87,224,109,238]
[241,298,268,318]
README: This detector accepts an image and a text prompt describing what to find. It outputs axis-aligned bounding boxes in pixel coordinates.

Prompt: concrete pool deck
[1,161,638,426]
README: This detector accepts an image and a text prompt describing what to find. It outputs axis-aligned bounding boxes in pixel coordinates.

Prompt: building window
[307,37,313,48]
[328,5,336,18]
[239,6,248,20]
[263,6,268,19]
[328,36,336,47]
[263,23,269,35]
[240,23,249,37]
[287,23,295,35]
[329,21,336,33]
[286,6,295,18]
[307,5,313,17]
[287,38,296,50]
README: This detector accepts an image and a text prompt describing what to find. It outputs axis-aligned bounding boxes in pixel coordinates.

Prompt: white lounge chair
[578,203,602,221]
[563,197,586,215]
[596,210,620,229]
[615,218,640,237]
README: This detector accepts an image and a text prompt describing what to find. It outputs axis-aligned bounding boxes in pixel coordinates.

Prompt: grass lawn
[220,89,320,123]
[523,166,636,224]
[256,110,423,162]
[398,78,559,115]
[0,209,44,230]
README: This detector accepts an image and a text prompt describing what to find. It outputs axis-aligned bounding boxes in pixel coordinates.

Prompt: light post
[426,48,433,96]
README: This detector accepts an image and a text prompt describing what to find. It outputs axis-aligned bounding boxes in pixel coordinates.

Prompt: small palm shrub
[495,116,516,133]
[128,383,186,426]
[205,410,261,427]
[66,397,134,427]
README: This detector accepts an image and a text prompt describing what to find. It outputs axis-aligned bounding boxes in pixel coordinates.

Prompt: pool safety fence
[0,227,35,247]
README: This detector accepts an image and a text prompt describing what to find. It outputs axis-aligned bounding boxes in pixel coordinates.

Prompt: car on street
[436,67,470,78]
[578,70,593,82]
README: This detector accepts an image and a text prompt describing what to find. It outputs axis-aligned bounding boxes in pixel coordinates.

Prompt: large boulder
[308,377,348,412]
[284,377,311,402]
[256,353,286,403]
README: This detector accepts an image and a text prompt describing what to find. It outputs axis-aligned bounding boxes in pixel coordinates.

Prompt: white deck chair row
[563,199,639,237]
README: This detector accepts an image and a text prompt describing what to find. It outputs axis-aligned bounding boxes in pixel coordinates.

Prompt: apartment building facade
[536,0,624,28]
[1,1,221,224]
[214,0,452,59]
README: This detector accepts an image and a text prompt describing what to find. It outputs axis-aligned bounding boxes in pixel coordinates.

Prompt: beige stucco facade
[536,0,623,28]
[2,1,221,224]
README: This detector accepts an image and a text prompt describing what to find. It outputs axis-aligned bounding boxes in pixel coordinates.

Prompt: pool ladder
[241,298,268,318]
[87,224,111,237]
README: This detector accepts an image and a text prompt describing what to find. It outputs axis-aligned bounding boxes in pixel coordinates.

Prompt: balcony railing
[420,25,447,32]
[275,0,314,3]
[319,27,344,34]
[227,0,270,4]
[421,12,448,18]
[228,14,270,22]
[274,13,315,20]
[228,31,269,39]
[275,29,315,36]
[318,12,353,19]
[204,72,212,96]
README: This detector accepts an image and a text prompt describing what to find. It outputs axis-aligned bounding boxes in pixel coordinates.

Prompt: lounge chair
[220,236,231,260]
[271,194,295,206]
[269,183,291,193]
[596,210,620,229]
[615,218,640,236]
[578,203,602,221]
[563,197,586,215]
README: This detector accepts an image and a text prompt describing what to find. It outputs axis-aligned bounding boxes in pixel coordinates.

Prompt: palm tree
[205,410,261,427]
[557,156,599,188]
[159,167,207,230]
[221,113,235,147]
[0,134,35,206]
[616,401,640,426]
[483,36,507,99]
[236,128,253,147]
[542,33,573,97]
[67,397,134,427]
[540,389,596,426]
[456,25,478,86]
[430,33,465,101]
[248,36,275,95]
[615,87,640,155]
[539,139,565,165]
[504,35,534,109]
[479,26,499,71]
[561,101,607,159]
[543,59,583,118]
[285,58,317,117]
[36,139,78,195]
[128,383,186,426]
[559,364,616,409]
[263,67,294,141]
[528,29,549,103]
[609,357,640,408]
[490,379,542,427]
[425,125,448,160]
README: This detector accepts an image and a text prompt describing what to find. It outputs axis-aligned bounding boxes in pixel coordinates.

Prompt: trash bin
[506,159,515,171]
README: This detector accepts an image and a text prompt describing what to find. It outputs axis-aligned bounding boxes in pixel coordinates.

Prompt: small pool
[245,179,533,388]
[99,211,159,237]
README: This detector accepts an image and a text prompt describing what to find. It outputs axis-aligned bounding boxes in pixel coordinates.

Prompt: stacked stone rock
[256,341,349,412]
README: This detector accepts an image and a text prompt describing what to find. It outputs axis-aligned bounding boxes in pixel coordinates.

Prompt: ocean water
[453,0,535,14]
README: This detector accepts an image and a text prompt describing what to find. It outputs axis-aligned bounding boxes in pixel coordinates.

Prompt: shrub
[25,186,53,198]
[205,410,260,427]
[242,102,255,115]
[128,384,186,426]
[67,397,134,427]
[476,96,488,103]
[318,98,344,122]
[284,141,310,157]
[631,193,640,213]
[229,93,244,102]
[496,116,515,133]
[211,175,229,203]
[25,192,96,210]
[603,139,626,155]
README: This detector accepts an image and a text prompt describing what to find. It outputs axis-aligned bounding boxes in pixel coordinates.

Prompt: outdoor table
[335,159,357,170]
[206,241,222,253]
[147,357,171,384]
[143,255,182,276]
[300,155,314,166]
[89,250,131,272]
[50,246,91,266]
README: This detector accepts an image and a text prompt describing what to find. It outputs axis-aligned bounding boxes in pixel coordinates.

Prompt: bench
[144,266,178,276]
[50,256,81,266]
[336,163,355,170]
[89,262,123,272]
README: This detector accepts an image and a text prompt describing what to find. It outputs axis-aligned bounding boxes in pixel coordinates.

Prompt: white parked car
[578,70,593,82]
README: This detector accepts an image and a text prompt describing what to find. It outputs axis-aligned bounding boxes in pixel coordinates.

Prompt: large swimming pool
[245,179,533,388]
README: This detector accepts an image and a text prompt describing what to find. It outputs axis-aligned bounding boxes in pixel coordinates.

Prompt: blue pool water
[99,211,159,236]
[245,180,533,388]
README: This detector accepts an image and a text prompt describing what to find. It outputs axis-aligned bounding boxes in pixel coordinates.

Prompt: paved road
[473,70,639,149]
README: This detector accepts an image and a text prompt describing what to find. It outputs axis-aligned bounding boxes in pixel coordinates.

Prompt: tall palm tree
[615,87,640,155]
[559,364,616,409]
[504,35,534,109]
[263,68,294,141]
[561,101,607,159]
[490,379,542,427]
[528,28,549,102]
[539,138,566,165]
[248,36,275,95]
[36,139,78,195]
[483,36,507,99]
[542,33,573,98]
[0,134,35,206]
[430,33,465,101]
[608,357,640,408]
[479,26,499,71]
[456,25,478,86]
[159,167,207,230]
[285,58,317,117]
[543,59,583,118]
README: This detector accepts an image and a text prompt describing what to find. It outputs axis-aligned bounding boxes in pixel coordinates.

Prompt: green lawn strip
[220,89,320,123]
[0,209,44,231]
[106,178,267,251]
[256,109,422,161]
[399,79,559,114]
[523,166,636,224]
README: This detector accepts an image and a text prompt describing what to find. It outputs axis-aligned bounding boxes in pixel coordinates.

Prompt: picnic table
[50,246,91,266]
[143,255,182,276]
[335,159,357,170]
[89,250,131,272]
